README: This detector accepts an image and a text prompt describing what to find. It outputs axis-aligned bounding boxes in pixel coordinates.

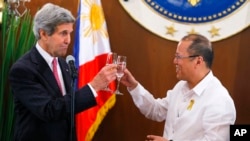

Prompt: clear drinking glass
[102,52,117,91]
[114,55,126,95]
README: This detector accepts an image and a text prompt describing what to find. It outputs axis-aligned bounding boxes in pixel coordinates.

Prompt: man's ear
[196,56,204,65]
[39,29,48,41]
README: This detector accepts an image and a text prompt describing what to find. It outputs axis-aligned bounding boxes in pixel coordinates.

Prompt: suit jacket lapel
[58,57,71,94]
[30,47,62,96]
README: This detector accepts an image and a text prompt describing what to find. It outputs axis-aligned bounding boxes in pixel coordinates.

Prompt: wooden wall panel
[3,0,249,140]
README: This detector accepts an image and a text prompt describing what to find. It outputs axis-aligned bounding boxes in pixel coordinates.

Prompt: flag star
[208,26,220,38]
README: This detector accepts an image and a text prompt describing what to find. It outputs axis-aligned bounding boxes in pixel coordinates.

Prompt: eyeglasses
[174,54,200,60]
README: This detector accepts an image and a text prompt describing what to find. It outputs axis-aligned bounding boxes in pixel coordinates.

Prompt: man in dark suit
[9,3,117,141]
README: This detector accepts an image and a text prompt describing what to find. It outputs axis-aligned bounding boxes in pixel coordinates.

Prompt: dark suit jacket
[9,47,97,141]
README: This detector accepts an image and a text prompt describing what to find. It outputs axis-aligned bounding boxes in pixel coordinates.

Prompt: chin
[176,75,180,80]
[176,74,183,80]
[60,52,67,57]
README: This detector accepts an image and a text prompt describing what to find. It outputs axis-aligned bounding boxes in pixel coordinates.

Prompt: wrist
[128,82,138,91]
[89,82,99,92]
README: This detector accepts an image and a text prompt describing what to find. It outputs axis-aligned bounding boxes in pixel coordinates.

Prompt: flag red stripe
[78,54,106,86]
[76,53,116,141]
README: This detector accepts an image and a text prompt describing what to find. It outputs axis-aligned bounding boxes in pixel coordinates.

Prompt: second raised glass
[114,55,126,95]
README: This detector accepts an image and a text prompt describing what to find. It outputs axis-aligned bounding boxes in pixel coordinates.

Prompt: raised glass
[102,52,117,92]
[114,55,126,95]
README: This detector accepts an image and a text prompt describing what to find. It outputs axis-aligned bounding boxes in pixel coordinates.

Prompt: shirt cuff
[87,83,97,97]
[128,83,147,96]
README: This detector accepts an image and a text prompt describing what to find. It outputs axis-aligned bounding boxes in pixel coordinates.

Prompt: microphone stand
[70,71,77,141]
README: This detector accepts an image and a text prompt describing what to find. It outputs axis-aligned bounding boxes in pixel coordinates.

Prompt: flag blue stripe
[73,0,81,70]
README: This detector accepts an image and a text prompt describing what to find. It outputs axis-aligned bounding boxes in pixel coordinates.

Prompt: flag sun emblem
[81,0,109,44]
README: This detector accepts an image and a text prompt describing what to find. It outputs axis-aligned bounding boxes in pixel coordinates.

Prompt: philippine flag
[73,0,116,141]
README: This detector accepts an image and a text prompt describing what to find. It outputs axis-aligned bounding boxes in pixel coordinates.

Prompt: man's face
[41,23,74,57]
[173,40,197,81]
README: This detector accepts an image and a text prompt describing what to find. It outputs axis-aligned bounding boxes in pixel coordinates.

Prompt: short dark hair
[182,34,214,68]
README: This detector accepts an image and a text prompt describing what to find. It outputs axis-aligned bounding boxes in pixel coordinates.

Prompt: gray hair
[33,3,75,39]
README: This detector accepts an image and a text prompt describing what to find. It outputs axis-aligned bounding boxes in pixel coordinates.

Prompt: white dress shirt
[128,71,236,141]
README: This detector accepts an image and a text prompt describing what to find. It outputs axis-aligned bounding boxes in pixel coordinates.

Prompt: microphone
[66,55,77,141]
[66,55,78,79]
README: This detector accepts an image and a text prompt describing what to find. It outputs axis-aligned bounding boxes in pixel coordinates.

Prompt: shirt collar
[35,42,56,70]
[192,71,214,96]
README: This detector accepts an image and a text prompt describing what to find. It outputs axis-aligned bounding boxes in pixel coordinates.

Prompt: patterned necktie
[52,58,63,94]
